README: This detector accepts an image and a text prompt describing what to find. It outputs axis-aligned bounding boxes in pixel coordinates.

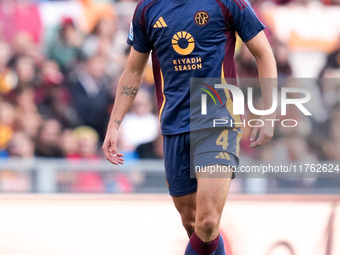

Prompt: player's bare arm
[245,31,278,148]
[102,48,150,165]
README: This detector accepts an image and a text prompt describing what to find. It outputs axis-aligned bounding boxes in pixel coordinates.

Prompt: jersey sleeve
[227,0,266,42]
[126,2,152,53]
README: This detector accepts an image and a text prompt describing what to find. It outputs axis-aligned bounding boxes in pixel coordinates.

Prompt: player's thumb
[102,138,113,155]
[250,126,259,141]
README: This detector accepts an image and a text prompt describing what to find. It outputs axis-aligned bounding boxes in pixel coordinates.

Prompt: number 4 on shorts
[216,130,229,150]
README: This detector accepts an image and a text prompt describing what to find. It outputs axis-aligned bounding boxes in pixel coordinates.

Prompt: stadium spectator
[13,55,36,88]
[36,61,80,128]
[55,129,78,192]
[0,41,15,94]
[0,131,33,192]
[119,89,159,154]
[68,126,105,192]
[322,39,340,70]
[0,100,15,157]
[36,60,64,103]
[82,18,124,78]
[269,133,318,189]
[274,41,292,79]
[1,54,37,95]
[322,105,340,161]
[47,17,86,74]
[12,87,41,123]
[318,37,340,109]
[136,131,163,159]
[318,68,340,111]
[0,100,15,129]
[71,126,100,159]
[8,131,35,158]
[35,119,63,157]
[16,112,42,140]
[9,32,41,66]
[235,44,258,77]
[59,129,78,158]
[318,36,340,108]
[0,0,42,44]
[67,55,114,140]
[82,18,116,58]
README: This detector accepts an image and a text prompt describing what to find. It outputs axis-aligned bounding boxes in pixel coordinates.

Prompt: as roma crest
[194,11,209,26]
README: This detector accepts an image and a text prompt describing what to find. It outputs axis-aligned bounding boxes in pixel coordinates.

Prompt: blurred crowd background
[0,0,339,193]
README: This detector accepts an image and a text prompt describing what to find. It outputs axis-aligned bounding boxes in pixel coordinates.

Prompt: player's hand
[102,127,124,165]
[249,115,275,148]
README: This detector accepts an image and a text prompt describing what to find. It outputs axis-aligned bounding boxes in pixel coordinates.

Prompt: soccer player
[103,0,277,253]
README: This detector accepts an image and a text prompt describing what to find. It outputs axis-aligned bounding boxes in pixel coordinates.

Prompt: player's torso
[138,0,238,134]
[144,0,228,79]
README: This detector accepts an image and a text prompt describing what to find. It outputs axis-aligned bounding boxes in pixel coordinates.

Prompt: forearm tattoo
[120,85,139,98]
[114,118,121,125]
